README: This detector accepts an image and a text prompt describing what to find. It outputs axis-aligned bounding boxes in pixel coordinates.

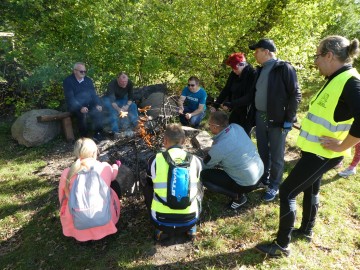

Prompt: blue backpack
[155,151,195,210]
[68,167,111,230]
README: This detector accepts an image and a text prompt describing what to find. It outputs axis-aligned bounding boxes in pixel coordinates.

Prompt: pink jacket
[58,158,120,241]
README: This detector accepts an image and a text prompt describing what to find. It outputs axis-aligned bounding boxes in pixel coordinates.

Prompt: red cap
[226,53,246,70]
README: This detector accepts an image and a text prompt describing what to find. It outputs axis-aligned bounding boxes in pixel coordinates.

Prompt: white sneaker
[338,167,356,177]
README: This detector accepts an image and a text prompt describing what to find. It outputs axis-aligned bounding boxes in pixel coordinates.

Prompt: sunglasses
[313,53,326,60]
[188,84,196,87]
[75,69,87,74]
[237,62,246,67]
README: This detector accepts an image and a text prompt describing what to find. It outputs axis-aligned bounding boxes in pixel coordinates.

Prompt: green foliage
[1,0,360,113]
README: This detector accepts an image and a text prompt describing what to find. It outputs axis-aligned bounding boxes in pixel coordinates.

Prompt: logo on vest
[317,93,329,108]
[171,168,178,196]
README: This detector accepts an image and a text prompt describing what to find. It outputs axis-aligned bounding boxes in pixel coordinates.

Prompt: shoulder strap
[162,150,193,167]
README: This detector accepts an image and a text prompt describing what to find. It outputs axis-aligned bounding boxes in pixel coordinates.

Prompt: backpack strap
[162,150,193,167]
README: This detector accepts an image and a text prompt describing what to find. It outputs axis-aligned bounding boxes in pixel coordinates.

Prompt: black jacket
[214,65,257,127]
[255,60,301,126]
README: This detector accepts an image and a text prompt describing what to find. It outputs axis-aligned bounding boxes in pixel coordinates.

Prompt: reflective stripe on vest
[151,148,199,215]
[297,68,360,158]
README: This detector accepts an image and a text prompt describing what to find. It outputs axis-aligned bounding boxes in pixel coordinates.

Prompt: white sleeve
[150,159,156,180]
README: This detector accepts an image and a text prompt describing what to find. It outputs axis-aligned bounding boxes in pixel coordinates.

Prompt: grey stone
[191,130,212,151]
[182,126,200,137]
[115,164,137,196]
[134,84,178,119]
[11,109,61,147]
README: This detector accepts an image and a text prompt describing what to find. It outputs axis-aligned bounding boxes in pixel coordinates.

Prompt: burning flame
[138,105,152,115]
[137,106,153,147]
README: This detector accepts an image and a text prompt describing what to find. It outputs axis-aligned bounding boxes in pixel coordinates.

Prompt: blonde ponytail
[64,138,98,196]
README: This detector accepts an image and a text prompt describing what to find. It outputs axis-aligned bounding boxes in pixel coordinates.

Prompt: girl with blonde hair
[58,138,121,242]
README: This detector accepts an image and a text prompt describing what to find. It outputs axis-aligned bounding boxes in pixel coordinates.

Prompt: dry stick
[133,137,140,194]
[162,92,168,126]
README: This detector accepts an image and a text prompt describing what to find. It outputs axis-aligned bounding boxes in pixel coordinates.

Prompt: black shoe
[92,131,104,143]
[292,228,313,242]
[255,240,290,258]
[229,194,247,210]
[154,229,169,241]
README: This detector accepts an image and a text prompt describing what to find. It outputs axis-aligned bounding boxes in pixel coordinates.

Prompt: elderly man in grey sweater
[200,111,264,210]
[249,38,301,202]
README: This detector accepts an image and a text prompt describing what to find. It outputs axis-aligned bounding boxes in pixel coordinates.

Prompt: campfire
[98,94,186,194]
[137,106,154,147]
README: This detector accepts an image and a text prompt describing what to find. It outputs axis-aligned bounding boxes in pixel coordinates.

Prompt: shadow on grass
[0,189,158,269]
[127,248,264,269]
[319,170,345,187]
[0,184,56,221]
[200,187,274,223]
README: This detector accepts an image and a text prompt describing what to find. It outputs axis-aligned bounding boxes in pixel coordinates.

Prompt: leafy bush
[1,0,360,114]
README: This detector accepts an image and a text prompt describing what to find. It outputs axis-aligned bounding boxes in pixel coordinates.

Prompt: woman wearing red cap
[211,52,257,135]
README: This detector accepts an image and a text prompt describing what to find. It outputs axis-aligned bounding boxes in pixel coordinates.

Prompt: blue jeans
[103,96,138,132]
[255,111,288,190]
[179,106,205,128]
[276,151,343,247]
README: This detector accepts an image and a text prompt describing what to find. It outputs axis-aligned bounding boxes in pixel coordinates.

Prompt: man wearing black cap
[249,39,301,202]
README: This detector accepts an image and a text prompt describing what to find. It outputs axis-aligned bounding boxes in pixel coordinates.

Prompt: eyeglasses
[209,123,220,127]
[75,69,87,74]
[313,53,325,61]
[237,62,246,67]
[188,84,196,87]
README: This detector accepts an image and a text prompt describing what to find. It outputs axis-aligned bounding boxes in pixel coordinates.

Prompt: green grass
[0,117,359,269]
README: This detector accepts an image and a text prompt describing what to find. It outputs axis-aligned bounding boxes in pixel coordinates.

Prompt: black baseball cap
[249,39,277,52]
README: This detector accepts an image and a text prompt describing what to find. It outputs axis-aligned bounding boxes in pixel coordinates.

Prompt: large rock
[11,109,61,147]
[182,126,200,137]
[115,164,137,196]
[191,130,213,152]
[134,84,177,119]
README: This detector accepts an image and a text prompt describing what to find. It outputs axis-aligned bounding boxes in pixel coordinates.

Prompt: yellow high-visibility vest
[151,148,200,216]
[297,68,360,158]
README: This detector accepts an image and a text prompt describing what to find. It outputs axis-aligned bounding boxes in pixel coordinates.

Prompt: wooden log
[36,112,72,122]
[61,117,75,142]
[37,112,74,142]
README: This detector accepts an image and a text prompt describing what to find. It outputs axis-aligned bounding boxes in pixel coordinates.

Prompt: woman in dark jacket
[212,52,257,135]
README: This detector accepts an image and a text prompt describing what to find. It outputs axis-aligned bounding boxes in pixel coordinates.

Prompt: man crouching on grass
[200,111,264,210]
[141,123,203,241]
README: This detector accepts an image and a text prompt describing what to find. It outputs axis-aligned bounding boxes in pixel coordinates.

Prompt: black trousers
[276,151,343,247]
[200,168,260,199]
[72,106,103,137]
[229,109,252,136]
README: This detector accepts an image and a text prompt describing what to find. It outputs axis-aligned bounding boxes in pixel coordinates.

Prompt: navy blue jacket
[63,74,102,112]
